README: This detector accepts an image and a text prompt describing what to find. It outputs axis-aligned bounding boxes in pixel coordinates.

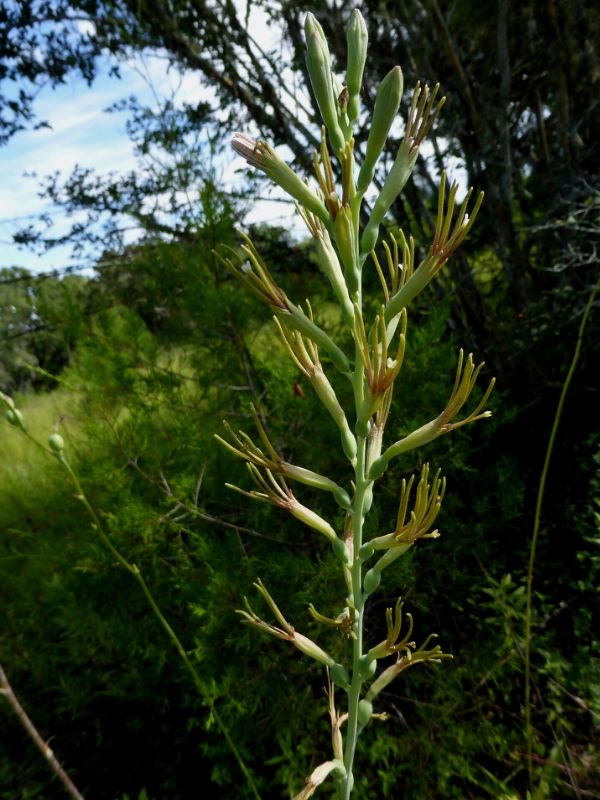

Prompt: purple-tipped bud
[231,132,328,222]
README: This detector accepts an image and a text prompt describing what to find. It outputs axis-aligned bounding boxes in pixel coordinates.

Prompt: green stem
[58,455,262,800]
[524,275,599,792]
[342,434,368,799]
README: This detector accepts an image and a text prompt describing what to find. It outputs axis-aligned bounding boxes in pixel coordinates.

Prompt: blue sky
[0,11,465,278]
[0,55,216,274]
[0,13,296,276]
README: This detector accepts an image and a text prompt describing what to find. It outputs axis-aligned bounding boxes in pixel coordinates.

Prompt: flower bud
[290,499,337,542]
[346,10,368,124]
[357,66,404,194]
[0,392,15,412]
[294,632,335,666]
[332,485,352,510]
[333,205,359,290]
[48,433,64,453]
[361,140,418,253]
[232,133,328,222]
[309,367,356,461]
[304,13,346,152]
[5,408,24,429]
[357,698,374,725]
[313,227,354,321]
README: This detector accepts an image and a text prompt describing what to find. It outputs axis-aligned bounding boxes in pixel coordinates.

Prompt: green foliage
[0,268,87,393]
[1,5,599,788]
[1,255,598,796]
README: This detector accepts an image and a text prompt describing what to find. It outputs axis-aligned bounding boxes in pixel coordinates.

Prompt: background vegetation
[1,1,599,798]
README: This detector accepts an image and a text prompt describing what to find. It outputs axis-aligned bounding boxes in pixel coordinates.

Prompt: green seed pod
[357,66,404,194]
[346,9,368,124]
[5,408,23,429]
[304,13,346,152]
[48,433,65,453]
[368,454,387,481]
[331,537,350,564]
[355,417,370,438]
[358,654,377,679]
[357,698,374,725]
[332,485,352,510]
[340,427,358,462]
[330,662,350,689]
[359,541,375,561]
[363,567,381,595]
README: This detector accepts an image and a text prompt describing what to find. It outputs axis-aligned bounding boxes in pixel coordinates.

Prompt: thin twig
[0,662,85,800]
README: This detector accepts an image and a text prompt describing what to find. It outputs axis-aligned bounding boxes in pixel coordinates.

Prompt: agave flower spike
[371,463,446,553]
[217,231,290,312]
[365,631,453,703]
[218,13,496,797]
[361,82,446,254]
[275,314,357,463]
[369,350,495,479]
[226,463,342,548]
[216,406,352,508]
[354,305,407,421]
[238,580,341,671]
[367,598,416,660]
[385,174,484,321]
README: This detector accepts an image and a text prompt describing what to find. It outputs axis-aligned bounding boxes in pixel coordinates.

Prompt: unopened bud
[358,655,377,679]
[334,205,359,289]
[346,9,368,124]
[357,66,404,194]
[294,632,335,666]
[0,392,15,412]
[304,13,346,152]
[313,228,354,321]
[361,140,417,254]
[232,133,328,222]
[5,408,24,429]
[290,499,337,542]
[331,537,351,564]
[48,433,64,453]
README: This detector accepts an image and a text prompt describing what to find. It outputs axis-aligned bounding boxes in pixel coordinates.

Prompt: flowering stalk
[219,10,493,798]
